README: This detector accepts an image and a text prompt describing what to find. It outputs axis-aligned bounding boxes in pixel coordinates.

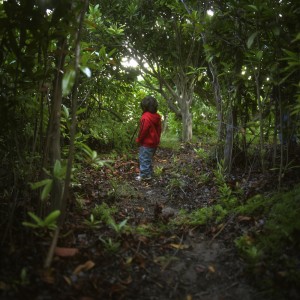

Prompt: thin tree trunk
[224,108,233,173]
[201,33,223,146]
[44,0,89,269]
[61,0,89,224]
[278,87,284,189]
[181,104,193,142]
[255,72,265,172]
[47,38,67,211]
[209,60,223,143]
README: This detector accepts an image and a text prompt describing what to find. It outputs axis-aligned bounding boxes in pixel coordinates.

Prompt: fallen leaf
[63,276,72,286]
[277,271,287,277]
[120,275,132,285]
[237,215,252,222]
[0,281,9,290]
[136,206,145,212]
[208,265,216,273]
[195,264,206,273]
[124,257,133,266]
[169,243,190,250]
[73,260,95,275]
[137,235,148,243]
[40,269,55,284]
[109,283,127,295]
[54,247,79,257]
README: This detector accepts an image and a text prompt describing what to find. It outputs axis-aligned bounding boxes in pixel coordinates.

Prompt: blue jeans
[139,146,156,178]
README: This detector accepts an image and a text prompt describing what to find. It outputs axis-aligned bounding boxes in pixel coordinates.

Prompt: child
[135,95,162,181]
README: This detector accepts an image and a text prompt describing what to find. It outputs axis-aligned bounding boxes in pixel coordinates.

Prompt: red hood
[136,112,162,148]
[142,112,161,125]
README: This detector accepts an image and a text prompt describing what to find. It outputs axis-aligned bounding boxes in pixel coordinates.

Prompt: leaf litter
[1,144,300,300]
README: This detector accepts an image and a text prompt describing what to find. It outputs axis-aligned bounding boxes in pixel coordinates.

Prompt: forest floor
[1,143,300,300]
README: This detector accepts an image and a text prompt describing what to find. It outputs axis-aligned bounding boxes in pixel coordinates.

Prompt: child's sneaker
[135,175,152,181]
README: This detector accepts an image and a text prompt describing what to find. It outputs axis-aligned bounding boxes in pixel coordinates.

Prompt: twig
[209,214,235,246]
[161,234,184,271]
[44,227,60,268]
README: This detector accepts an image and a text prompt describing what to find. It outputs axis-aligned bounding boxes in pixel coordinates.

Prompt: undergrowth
[234,185,300,298]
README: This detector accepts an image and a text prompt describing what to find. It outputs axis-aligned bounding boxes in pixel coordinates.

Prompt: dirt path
[112,148,265,300]
[1,146,272,300]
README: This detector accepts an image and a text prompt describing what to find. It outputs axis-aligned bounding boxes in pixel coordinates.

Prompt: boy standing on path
[136,95,162,181]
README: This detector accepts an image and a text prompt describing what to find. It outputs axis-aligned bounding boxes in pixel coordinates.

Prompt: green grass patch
[159,133,181,150]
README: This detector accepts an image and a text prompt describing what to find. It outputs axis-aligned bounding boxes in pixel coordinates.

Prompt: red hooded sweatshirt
[136,112,162,148]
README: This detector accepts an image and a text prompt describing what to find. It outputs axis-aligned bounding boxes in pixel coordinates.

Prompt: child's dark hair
[141,95,158,113]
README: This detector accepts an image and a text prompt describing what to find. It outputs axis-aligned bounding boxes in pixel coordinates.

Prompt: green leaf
[28,212,43,225]
[90,214,95,222]
[118,218,128,228]
[292,33,300,42]
[80,143,93,156]
[30,179,52,190]
[62,104,69,119]
[22,221,39,228]
[91,150,98,160]
[80,65,91,77]
[99,46,107,58]
[44,210,61,225]
[62,69,76,96]
[53,160,62,177]
[247,5,258,11]
[272,27,280,36]
[41,180,53,201]
[76,108,87,115]
[256,50,263,60]
[247,32,258,49]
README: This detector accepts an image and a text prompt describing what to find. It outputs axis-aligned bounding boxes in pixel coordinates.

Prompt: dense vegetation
[0,0,299,299]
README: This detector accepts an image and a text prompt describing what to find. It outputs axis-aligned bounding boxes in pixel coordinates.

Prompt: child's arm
[136,118,151,144]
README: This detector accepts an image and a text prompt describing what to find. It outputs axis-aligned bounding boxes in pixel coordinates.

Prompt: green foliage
[235,194,271,215]
[197,172,210,185]
[108,179,138,199]
[235,186,300,291]
[213,161,237,207]
[30,179,53,202]
[235,235,262,264]
[135,224,158,237]
[192,101,217,142]
[30,160,66,201]
[194,147,209,160]
[158,133,181,150]
[174,207,214,226]
[107,218,129,236]
[214,160,227,186]
[259,186,300,254]
[99,237,121,253]
[84,203,128,236]
[154,166,163,177]
[163,113,182,138]
[167,174,186,192]
[83,214,101,229]
[22,210,61,231]
[92,202,118,223]
[80,143,113,169]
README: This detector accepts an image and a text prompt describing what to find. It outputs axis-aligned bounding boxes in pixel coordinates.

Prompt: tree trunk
[45,38,67,211]
[181,101,193,142]
[255,72,265,172]
[176,83,193,142]
[223,108,234,173]
[201,33,223,145]
[44,0,90,269]
[208,60,223,142]
[61,0,89,224]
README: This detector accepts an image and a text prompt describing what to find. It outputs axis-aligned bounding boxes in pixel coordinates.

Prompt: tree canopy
[0,1,299,297]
